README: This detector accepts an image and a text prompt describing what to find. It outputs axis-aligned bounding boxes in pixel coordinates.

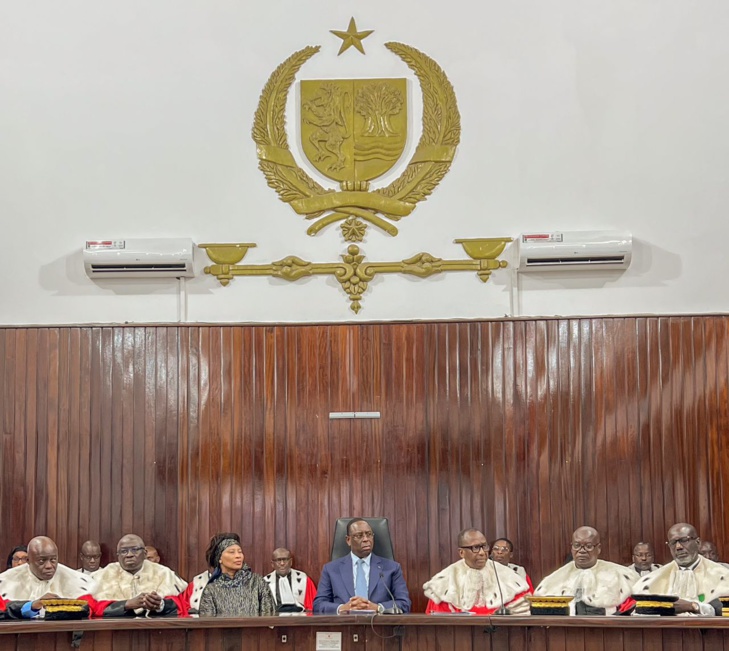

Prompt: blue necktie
[355,559,368,598]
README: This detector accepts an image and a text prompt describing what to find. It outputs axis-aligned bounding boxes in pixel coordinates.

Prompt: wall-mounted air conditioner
[517,231,632,272]
[83,238,195,279]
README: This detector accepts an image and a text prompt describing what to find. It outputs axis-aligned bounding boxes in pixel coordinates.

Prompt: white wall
[1,0,727,325]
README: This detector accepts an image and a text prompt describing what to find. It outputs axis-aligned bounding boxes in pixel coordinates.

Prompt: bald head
[571,526,601,569]
[271,547,293,577]
[27,536,58,581]
[667,523,700,567]
[117,534,146,574]
[79,540,102,572]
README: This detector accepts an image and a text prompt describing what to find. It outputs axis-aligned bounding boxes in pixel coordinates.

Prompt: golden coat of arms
[252,38,461,241]
[201,23,511,315]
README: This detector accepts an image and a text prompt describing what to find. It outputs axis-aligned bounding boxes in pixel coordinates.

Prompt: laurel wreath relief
[252,42,461,240]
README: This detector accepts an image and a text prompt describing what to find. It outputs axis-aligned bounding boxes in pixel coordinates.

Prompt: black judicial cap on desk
[631,594,678,616]
[525,595,573,616]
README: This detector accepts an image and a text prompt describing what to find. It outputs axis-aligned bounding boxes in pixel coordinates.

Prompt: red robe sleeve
[524,573,534,592]
[90,592,187,618]
[426,588,531,616]
[304,577,317,612]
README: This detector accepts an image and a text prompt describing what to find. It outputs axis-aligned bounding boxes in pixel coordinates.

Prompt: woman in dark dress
[199,538,275,617]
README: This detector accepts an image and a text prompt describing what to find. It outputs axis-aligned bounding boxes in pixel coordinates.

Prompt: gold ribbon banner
[290,192,415,217]
[410,144,456,164]
[257,145,298,168]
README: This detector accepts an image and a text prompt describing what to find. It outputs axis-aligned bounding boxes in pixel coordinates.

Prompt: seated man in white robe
[423,528,531,615]
[0,536,95,619]
[627,542,661,577]
[263,547,317,612]
[91,534,187,617]
[633,523,729,616]
[535,526,637,615]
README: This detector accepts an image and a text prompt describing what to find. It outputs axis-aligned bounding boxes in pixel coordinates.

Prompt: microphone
[491,558,509,616]
[379,572,403,615]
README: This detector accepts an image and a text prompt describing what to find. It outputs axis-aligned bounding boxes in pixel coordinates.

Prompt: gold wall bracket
[199,238,511,314]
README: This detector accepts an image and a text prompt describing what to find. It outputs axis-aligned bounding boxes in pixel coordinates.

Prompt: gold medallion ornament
[252,21,461,241]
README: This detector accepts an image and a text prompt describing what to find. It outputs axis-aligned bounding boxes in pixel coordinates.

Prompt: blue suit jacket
[313,553,411,615]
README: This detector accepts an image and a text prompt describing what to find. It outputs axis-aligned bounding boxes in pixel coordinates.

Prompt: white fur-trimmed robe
[92,560,186,600]
[423,559,531,614]
[186,570,210,612]
[535,560,638,615]
[77,568,101,577]
[627,563,661,577]
[633,557,729,604]
[263,569,311,608]
[0,563,94,600]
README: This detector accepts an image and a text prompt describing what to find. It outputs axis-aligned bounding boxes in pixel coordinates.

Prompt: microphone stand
[491,557,509,616]
[379,572,403,615]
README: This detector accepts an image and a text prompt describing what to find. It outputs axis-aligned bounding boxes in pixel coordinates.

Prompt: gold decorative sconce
[199,238,511,314]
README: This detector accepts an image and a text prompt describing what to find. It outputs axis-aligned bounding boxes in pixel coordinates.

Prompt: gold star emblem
[330,17,373,56]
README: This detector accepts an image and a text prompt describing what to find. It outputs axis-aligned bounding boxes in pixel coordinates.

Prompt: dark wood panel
[1,317,728,614]
[5,619,729,651]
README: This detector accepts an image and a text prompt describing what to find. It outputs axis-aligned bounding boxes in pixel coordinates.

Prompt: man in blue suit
[313,518,411,614]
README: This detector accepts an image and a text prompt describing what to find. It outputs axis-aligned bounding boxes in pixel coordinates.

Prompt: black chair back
[330,517,395,561]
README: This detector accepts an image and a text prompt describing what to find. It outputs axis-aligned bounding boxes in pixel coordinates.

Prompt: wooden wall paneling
[203,326,220,546]
[140,328,156,558]
[25,328,38,544]
[66,329,81,565]
[483,321,500,542]
[635,318,653,553]
[32,328,48,538]
[425,323,449,579]
[55,328,69,552]
[88,328,103,559]
[663,318,683,530]
[527,321,556,576]
[510,321,532,572]
[302,325,331,576]
[229,327,245,565]
[645,318,666,562]
[199,324,212,572]
[710,317,729,559]
[3,316,729,599]
[177,325,194,578]
[0,329,9,545]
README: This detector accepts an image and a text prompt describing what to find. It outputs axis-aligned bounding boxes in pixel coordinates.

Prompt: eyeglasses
[667,536,697,548]
[491,545,511,553]
[460,544,489,554]
[273,557,292,563]
[33,556,58,566]
[350,532,374,540]
[117,547,146,556]
[571,542,598,552]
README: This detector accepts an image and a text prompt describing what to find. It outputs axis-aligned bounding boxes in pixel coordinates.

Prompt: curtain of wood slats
[1,317,727,612]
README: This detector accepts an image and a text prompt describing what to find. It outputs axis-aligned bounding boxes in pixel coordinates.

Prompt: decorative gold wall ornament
[200,238,511,314]
[252,37,461,241]
[330,17,373,56]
